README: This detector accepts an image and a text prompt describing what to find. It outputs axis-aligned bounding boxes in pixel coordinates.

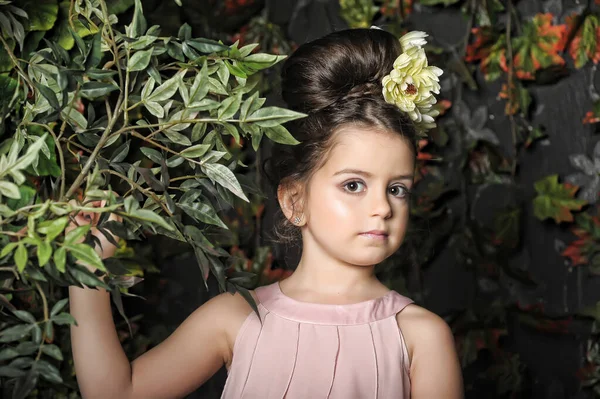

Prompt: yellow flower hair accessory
[382,31,443,136]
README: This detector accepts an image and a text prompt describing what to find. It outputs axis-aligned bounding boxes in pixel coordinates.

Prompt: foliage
[0,0,303,396]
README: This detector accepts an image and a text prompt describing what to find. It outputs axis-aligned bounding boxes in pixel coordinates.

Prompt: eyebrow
[333,168,414,180]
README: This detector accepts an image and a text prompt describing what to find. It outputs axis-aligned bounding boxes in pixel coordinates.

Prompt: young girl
[69,28,463,398]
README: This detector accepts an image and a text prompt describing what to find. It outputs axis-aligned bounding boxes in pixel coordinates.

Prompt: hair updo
[265,28,419,243]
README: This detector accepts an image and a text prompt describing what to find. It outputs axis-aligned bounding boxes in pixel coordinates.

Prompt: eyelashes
[342,180,411,198]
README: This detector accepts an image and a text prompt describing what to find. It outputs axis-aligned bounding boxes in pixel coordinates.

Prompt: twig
[34,281,49,361]
[506,0,518,176]
[0,35,34,94]
[100,169,173,216]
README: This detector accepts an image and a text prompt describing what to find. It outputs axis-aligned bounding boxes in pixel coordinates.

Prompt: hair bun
[281,28,401,114]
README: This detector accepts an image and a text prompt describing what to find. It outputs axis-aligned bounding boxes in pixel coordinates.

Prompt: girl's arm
[397,306,464,399]
[69,204,249,398]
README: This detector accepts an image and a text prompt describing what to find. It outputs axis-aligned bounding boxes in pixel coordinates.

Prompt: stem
[0,266,19,279]
[0,35,34,94]
[506,0,518,177]
[64,96,123,199]
[100,169,173,216]
[130,131,203,166]
[34,281,49,361]
[124,50,130,126]
[170,175,207,183]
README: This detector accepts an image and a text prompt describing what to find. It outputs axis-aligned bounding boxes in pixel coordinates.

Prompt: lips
[359,230,389,238]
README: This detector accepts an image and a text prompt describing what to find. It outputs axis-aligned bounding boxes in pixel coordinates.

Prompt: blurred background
[3,0,600,398]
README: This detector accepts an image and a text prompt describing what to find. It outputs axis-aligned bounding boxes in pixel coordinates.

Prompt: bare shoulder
[396,304,454,363]
[196,290,256,365]
[396,304,463,398]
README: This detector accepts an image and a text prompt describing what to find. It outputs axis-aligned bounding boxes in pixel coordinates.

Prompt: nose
[369,188,393,219]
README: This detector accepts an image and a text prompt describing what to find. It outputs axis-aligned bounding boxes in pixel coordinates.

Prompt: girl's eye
[389,185,410,198]
[344,181,365,193]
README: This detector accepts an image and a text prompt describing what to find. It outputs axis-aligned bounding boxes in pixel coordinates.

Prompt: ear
[277,180,305,226]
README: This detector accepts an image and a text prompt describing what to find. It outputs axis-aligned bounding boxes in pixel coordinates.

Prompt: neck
[282,232,380,298]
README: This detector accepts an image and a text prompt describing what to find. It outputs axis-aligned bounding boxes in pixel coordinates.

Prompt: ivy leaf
[51,312,76,326]
[533,175,587,223]
[511,13,566,80]
[12,310,36,324]
[50,298,69,317]
[566,14,600,69]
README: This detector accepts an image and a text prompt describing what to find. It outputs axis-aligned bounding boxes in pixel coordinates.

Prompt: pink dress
[222,282,414,398]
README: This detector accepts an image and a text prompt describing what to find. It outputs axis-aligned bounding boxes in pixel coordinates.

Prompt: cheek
[308,185,356,225]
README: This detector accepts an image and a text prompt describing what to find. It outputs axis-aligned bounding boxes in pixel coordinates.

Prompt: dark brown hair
[264,28,418,243]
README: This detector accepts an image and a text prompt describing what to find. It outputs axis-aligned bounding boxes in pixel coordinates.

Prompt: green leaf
[37,240,52,267]
[0,324,34,343]
[1,242,18,258]
[50,298,69,317]
[533,175,587,223]
[201,163,248,202]
[111,140,130,163]
[36,359,63,384]
[246,107,306,127]
[11,133,49,172]
[128,209,174,231]
[189,61,209,104]
[128,35,158,50]
[53,247,66,273]
[242,53,287,71]
[240,91,265,121]
[64,243,105,272]
[80,82,119,100]
[147,74,180,102]
[140,147,163,163]
[218,93,241,120]
[12,310,36,324]
[0,181,20,199]
[208,77,228,95]
[0,366,26,377]
[141,77,156,100]
[36,216,69,241]
[185,38,228,54]
[14,244,27,273]
[180,144,210,158]
[6,185,36,210]
[178,201,228,229]
[64,224,90,244]
[34,82,60,111]
[163,129,192,146]
[51,312,76,326]
[0,348,19,362]
[128,0,147,38]
[127,48,153,72]
[41,344,63,361]
[264,125,300,145]
[22,0,59,31]
[144,100,164,118]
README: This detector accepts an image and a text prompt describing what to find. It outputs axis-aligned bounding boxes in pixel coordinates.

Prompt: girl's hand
[66,199,122,272]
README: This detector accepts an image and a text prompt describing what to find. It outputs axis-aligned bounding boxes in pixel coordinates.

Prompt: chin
[345,252,391,267]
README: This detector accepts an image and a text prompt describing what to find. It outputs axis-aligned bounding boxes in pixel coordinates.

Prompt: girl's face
[301,126,415,267]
